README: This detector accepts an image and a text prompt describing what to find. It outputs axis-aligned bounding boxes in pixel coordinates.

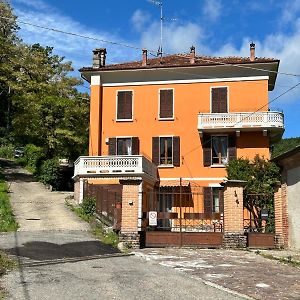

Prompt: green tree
[226,155,280,231]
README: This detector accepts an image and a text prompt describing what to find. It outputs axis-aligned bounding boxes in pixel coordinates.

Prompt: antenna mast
[148,0,163,57]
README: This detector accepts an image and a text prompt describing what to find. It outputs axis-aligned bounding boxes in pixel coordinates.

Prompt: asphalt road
[0,159,244,300]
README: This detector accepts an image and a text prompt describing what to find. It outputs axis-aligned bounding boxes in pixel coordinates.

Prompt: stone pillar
[274,182,288,248]
[119,180,142,249]
[222,180,247,248]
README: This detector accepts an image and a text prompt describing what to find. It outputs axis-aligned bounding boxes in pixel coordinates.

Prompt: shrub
[24,144,45,174]
[0,145,14,159]
[39,158,61,190]
[80,196,96,217]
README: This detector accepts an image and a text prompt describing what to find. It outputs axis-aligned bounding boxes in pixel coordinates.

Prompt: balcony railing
[198,111,284,131]
[74,155,157,180]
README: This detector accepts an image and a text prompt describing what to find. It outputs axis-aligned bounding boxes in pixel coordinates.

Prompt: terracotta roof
[80,53,279,72]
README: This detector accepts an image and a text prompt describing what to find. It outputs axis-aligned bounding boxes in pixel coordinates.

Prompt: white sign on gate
[149,211,157,226]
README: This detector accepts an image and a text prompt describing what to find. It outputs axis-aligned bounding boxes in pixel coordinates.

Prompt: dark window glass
[117,138,132,155]
[159,137,173,165]
[212,136,228,164]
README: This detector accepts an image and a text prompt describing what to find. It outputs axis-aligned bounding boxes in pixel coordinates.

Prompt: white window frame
[116,90,134,122]
[158,88,175,121]
[210,86,229,113]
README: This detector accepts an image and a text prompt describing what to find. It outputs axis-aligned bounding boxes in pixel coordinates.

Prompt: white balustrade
[74,155,157,179]
[198,111,284,130]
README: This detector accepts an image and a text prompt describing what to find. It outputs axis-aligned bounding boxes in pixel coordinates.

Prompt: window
[108,137,139,155]
[211,87,228,113]
[212,136,228,165]
[203,134,236,167]
[117,138,132,155]
[117,91,133,120]
[159,89,174,119]
[160,137,173,165]
[204,187,224,214]
[152,136,180,166]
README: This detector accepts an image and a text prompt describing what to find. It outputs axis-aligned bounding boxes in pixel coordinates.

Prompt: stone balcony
[73,155,158,182]
[198,111,284,139]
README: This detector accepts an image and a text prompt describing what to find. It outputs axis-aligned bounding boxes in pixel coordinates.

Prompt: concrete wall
[287,165,300,250]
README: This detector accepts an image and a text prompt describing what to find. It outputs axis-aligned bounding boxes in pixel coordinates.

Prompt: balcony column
[119,179,143,249]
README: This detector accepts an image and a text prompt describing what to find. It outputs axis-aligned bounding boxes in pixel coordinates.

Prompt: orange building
[74,44,284,248]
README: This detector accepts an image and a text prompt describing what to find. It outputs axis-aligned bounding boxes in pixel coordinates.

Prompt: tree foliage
[226,155,281,231]
[272,137,300,158]
[0,1,89,161]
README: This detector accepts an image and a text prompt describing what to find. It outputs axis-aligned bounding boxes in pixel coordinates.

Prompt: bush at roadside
[39,158,62,190]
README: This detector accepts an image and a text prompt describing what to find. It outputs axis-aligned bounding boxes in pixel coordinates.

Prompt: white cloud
[215,26,300,104]
[131,9,150,31]
[202,0,222,22]
[140,21,206,54]
[281,0,300,24]
[12,0,53,12]
[12,1,138,73]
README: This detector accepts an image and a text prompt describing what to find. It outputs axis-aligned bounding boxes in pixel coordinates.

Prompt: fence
[83,183,122,231]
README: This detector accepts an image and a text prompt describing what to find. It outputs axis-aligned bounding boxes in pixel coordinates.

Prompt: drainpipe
[138,181,143,231]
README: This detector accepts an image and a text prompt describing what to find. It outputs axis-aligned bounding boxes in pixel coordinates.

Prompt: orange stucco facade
[88,78,270,184]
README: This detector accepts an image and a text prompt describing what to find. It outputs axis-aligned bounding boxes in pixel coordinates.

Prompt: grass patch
[0,251,17,299]
[0,169,18,232]
[256,250,300,268]
[66,199,119,248]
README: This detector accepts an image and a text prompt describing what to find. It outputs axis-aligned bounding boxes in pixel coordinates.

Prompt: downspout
[138,181,143,231]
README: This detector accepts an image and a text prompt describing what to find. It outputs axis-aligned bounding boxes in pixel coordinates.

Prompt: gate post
[221,180,247,248]
[118,179,142,249]
[274,182,288,248]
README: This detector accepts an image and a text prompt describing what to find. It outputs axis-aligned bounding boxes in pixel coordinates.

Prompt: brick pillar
[119,180,142,249]
[222,180,247,248]
[274,181,288,248]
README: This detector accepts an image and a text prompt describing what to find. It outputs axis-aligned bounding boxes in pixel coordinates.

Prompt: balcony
[74,155,157,181]
[198,111,284,137]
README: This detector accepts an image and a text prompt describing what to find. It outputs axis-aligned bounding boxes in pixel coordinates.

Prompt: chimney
[92,48,107,68]
[250,42,255,61]
[142,49,147,66]
[190,45,196,64]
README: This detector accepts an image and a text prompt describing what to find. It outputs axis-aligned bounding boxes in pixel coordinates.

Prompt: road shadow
[7,240,120,261]
[0,159,37,183]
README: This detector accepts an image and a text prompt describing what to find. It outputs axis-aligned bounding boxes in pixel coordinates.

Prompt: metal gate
[143,187,224,247]
[243,193,275,249]
[84,183,122,231]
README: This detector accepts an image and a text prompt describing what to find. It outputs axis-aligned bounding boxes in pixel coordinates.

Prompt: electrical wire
[1,15,300,78]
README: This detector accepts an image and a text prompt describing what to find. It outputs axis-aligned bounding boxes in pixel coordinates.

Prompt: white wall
[287,165,300,250]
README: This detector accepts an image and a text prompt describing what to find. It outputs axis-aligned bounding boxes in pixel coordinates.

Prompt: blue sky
[8,0,300,138]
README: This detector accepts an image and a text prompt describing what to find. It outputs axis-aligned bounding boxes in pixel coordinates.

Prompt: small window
[152,136,180,166]
[117,91,133,120]
[117,138,132,155]
[108,137,139,155]
[204,187,224,214]
[160,137,173,165]
[159,89,173,119]
[211,87,228,113]
[212,136,228,165]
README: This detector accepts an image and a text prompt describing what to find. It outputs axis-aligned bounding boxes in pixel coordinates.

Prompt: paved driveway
[134,248,300,300]
[0,160,244,300]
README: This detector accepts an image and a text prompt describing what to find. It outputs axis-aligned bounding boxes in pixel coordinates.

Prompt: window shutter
[228,135,237,161]
[211,87,228,113]
[172,136,180,167]
[117,91,132,120]
[108,138,116,155]
[203,187,212,214]
[131,137,139,155]
[203,134,212,166]
[160,90,173,118]
[219,189,224,213]
[152,137,159,165]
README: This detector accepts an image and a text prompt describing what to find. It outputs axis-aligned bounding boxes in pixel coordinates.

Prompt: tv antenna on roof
[148,0,177,58]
